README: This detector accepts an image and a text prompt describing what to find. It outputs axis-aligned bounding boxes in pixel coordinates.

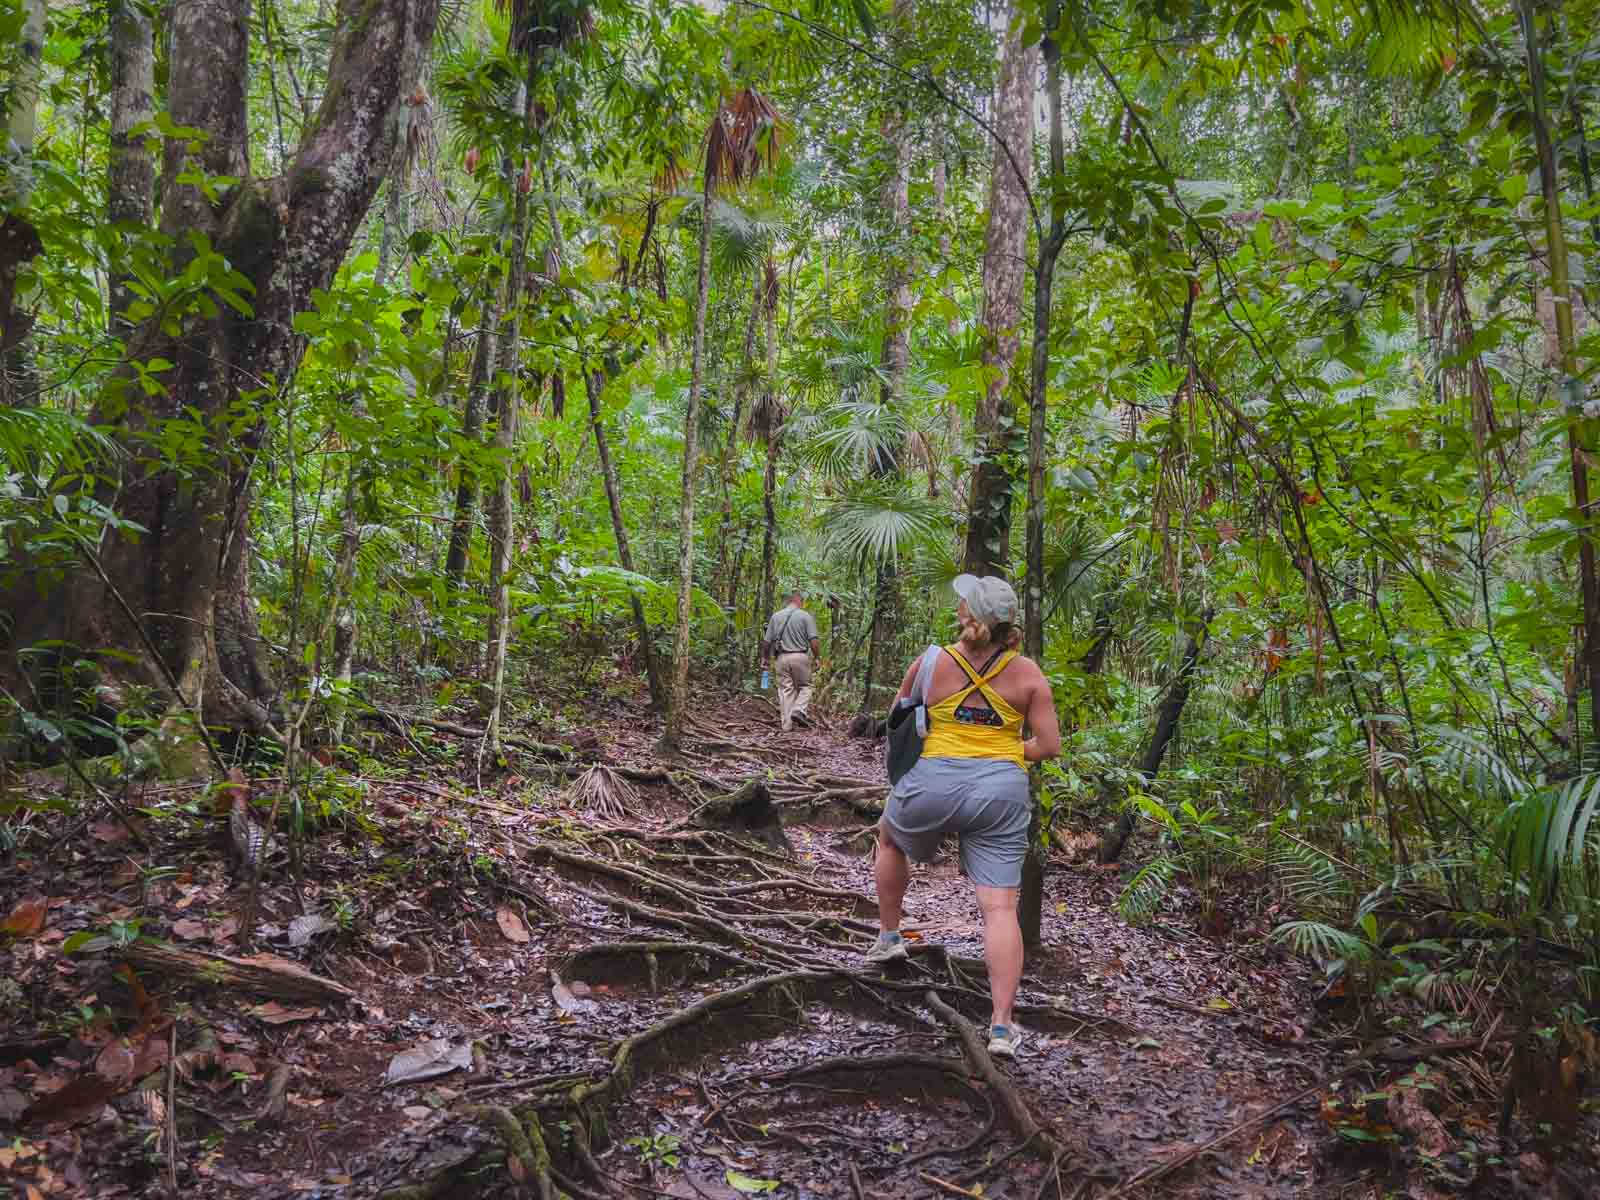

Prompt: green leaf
[725,1170,781,1194]
[1498,174,1527,207]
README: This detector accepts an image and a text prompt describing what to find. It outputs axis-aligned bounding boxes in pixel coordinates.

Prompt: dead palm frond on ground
[563,762,637,820]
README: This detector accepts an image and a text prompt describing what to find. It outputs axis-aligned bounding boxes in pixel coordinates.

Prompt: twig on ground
[919,1173,985,1199]
[163,1022,178,1195]
[957,1135,1039,1185]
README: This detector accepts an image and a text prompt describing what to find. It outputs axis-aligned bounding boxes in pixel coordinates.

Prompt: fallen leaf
[287,914,337,948]
[401,1104,432,1120]
[18,1074,121,1130]
[96,1030,170,1084]
[218,1053,256,1075]
[0,1088,27,1122]
[214,916,239,941]
[0,1141,35,1167]
[383,1038,473,1086]
[567,979,591,998]
[1,899,47,937]
[251,1003,320,1025]
[90,821,130,844]
[171,918,209,941]
[725,1169,781,1194]
[1207,997,1233,1012]
[495,907,529,944]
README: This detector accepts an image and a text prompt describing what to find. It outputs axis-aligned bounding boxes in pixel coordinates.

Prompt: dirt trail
[0,692,1393,1200]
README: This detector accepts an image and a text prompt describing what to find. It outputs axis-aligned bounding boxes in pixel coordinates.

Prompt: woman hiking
[865,574,1061,1058]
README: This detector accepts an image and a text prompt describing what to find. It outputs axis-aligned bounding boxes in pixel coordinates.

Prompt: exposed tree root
[926,990,1066,1161]
[466,1104,556,1200]
[365,709,573,761]
[381,778,1133,1199]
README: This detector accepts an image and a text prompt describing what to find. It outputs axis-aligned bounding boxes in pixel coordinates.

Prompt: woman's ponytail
[958,617,1023,653]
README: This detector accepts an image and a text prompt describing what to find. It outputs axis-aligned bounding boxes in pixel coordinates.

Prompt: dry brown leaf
[18,1074,122,1131]
[171,918,209,941]
[95,1029,170,1084]
[495,907,529,944]
[218,1052,256,1075]
[1,898,47,937]
[252,1002,320,1025]
[90,821,130,843]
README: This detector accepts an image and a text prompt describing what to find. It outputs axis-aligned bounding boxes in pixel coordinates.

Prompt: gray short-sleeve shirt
[765,606,818,654]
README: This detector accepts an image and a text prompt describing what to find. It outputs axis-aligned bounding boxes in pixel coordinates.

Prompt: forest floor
[2,680,1595,1200]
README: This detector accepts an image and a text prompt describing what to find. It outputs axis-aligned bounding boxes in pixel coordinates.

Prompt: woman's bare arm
[1022,665,1062,762]
[894,657,921,702]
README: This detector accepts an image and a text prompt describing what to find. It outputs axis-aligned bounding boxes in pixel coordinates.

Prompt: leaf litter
[1,685,1593,1198]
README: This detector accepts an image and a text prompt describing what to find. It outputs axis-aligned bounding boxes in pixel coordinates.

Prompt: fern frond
[1270,838,1350,911]
[1119,857,1177,925]
[1271,920,1376,966]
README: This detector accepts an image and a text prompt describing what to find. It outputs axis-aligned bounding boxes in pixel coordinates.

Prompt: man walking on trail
[762,590,820,732]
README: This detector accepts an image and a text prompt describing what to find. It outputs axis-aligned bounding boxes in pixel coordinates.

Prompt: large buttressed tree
[2,0,440,733]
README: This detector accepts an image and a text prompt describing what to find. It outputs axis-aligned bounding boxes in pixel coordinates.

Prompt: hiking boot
[864,930,908,964]
[791,710,811,729]
[987,1024,1024,1059]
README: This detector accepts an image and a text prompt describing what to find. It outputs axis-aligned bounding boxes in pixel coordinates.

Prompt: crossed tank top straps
[945,644,1015,710]
[922,644,1025,767]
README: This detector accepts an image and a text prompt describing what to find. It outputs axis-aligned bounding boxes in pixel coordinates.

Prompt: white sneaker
[864,931,909,963]
[987,1024,1024,1058]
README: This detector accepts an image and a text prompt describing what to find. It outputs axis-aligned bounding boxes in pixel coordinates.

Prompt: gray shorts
[881,757,1031,888]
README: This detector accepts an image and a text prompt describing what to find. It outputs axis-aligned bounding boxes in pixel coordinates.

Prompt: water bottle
[760,669,770,690]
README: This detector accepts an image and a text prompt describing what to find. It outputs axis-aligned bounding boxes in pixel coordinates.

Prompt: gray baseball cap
[953,574,1018,627]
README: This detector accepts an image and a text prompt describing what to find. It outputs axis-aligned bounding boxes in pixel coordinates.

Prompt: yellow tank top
[921,646,1025,769]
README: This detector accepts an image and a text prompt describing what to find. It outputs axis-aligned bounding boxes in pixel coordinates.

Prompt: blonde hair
[958,616,1022,653]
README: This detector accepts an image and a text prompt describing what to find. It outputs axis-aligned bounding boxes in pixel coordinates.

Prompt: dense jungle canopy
[4,0,1600,1196]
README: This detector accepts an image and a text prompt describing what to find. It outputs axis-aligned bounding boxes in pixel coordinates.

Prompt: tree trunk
[1097,618,1209,864]
[1019,1,1067,949]
[483,81,539,752]
[1,0,440,733]
[662,165,717,750]
[1523,0,1600,757]
[715,272,763,606]
[0,0,45,406]
[108,0,156,336]
[329,133,414,744]
[962,0,1037,577]
[933,157,964,507]
[755,279,782,676]
[861,0,914,717]
[586,368,666,712]
[445,297,499,587]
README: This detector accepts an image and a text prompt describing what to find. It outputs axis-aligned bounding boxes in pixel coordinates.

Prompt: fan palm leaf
[822,483,950,565]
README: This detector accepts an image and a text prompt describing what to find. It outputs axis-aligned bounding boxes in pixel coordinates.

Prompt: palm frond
[1271,919,1376,967]
[1119,856,1177,924]
[1499,772,1600,900]
[703,88,783,193]
[0,406,116,476]
[1271,837,1352,912]
[821,484,949,565]
[563,763,635,820]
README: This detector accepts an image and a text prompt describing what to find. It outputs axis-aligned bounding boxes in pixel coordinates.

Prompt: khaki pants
[774,651,813,731]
